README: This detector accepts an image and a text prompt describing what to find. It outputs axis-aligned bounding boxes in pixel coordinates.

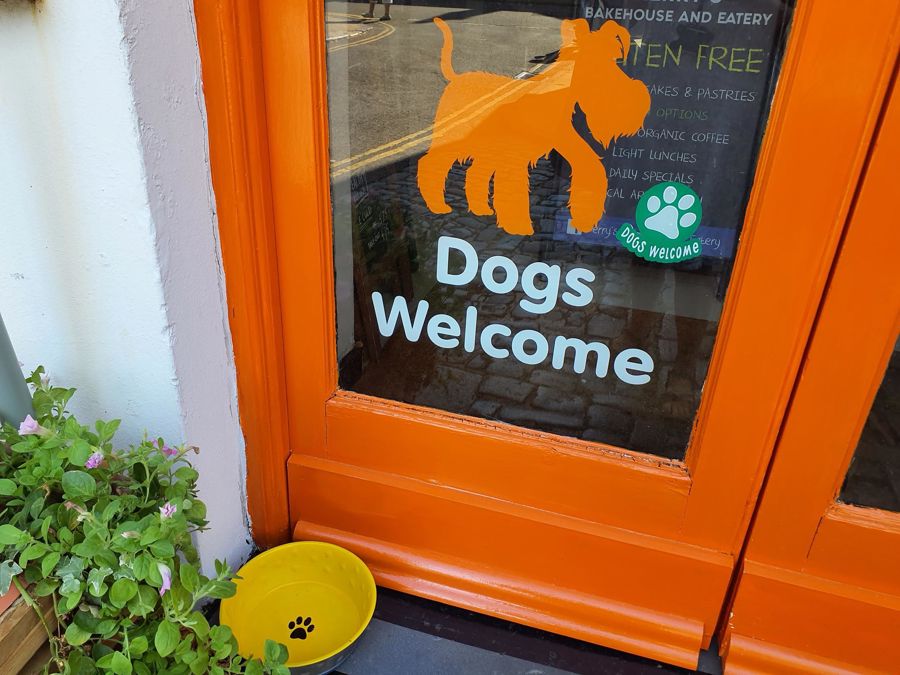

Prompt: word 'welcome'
[370,237,655,385]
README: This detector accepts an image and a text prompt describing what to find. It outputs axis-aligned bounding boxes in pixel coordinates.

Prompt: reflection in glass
[841,337,900,512]
[325,1,793,459]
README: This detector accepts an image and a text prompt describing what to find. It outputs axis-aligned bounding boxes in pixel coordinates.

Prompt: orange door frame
[194,0,900,667]
[723,65,900,673]
[194,1,294,548]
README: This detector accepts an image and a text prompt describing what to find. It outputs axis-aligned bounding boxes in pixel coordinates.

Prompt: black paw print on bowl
[288,616,316,640]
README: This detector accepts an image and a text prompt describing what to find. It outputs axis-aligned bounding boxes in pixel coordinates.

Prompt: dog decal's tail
[434,18,456,80]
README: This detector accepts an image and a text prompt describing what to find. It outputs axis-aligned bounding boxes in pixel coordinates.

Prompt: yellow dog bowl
[221,541,376,673]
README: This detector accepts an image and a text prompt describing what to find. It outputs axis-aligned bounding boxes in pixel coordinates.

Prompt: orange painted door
[193,0,900,669]
[723,68,900,674]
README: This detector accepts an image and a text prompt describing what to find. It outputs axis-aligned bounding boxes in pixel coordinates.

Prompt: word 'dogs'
[371,236,655,386]
[437,236,595,314]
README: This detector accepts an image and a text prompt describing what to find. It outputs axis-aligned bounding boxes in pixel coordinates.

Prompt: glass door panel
[326,0,793,459]
[841,335,900,511]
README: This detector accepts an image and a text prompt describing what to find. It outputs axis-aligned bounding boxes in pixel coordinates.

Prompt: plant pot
[0,591,54,674]
[0,583,19,615]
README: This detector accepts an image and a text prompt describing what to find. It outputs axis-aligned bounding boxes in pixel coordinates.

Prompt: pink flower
[160,444,178,458]
[157,563,172,597]
[159,502,177,519]
[39,373,50,388]
[85,451,104,469]
[19,415,44,436]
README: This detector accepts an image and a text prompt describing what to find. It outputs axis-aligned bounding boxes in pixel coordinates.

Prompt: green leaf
[41,551,61,578]
[0,560,23,595]
[65,622,93,647]
[60,574,82,596]
[64,586,84,611]
[210,579,236,599]
[92,642,113,661]
[127,585,158,617]
[0,478,16,496]
[175,635,193,657]
[186,500,207,522]
[189,653,208,674]
[149,539,174,559]
[96,620,119,637]
[74,610,100,633]
[213,642,233,661]
[113,565,135,581]
[139,526,160,546]
[97,419,121,444]
[0,524,27,545]
[33,578,60,597]
[87,566,113,596]
[179,563,199,593]
[96,651,132,675]
[68,650,98,675]
[174,466,199,483]
[129,636,148,656]
[154,620,180,657]
[60,412,81,438]
[62,470,96,499]
[109,578,138,608]
[69,439,92,466]
[185,611,210,638]
[59,527,75,546]
[101,501,122,523]
[29,494,46,521]
[264,640,288,666]
[169,586,193,614]
[146,559,163,586]
[73,535,106,559]
[209,624,232,648]
[132,554,149,582]
[94,549,118,569]
[23,565,42,584]
[244,660,264,675]
[57,555,85,578]
[18,542,50,567]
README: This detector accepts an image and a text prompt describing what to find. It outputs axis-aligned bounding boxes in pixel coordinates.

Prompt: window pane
[327,0,793,459]
[841,337,900,512]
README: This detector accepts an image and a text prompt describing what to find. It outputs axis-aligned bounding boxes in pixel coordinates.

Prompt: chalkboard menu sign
[568,0,792,262]
[326,0,794,460]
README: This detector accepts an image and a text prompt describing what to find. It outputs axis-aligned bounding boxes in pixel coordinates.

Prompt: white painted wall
[0,0,252,572]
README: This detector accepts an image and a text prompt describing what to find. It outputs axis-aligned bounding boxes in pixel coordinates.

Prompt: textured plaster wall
[0,0,252,572]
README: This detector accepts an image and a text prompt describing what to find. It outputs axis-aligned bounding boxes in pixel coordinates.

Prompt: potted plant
[0,313,34,618]
[0,368,289,674]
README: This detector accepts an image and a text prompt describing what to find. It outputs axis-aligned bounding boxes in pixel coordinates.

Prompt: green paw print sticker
[616,182,703,263]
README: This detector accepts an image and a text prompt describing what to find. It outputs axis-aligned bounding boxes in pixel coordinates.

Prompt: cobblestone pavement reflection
[339,156,721,460]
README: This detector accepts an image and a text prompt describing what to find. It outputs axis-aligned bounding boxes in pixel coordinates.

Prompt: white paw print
[643,185,698,240]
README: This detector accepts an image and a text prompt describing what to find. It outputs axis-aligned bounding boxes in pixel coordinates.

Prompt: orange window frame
[194,0,900,667]
[724,64,900,673]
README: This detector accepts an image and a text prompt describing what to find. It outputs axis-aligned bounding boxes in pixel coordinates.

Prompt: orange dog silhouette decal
[418,18,650,236]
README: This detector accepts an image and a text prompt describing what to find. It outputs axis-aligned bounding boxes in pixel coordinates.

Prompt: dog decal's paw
[288,616,315,640]
[643,185,698,241]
